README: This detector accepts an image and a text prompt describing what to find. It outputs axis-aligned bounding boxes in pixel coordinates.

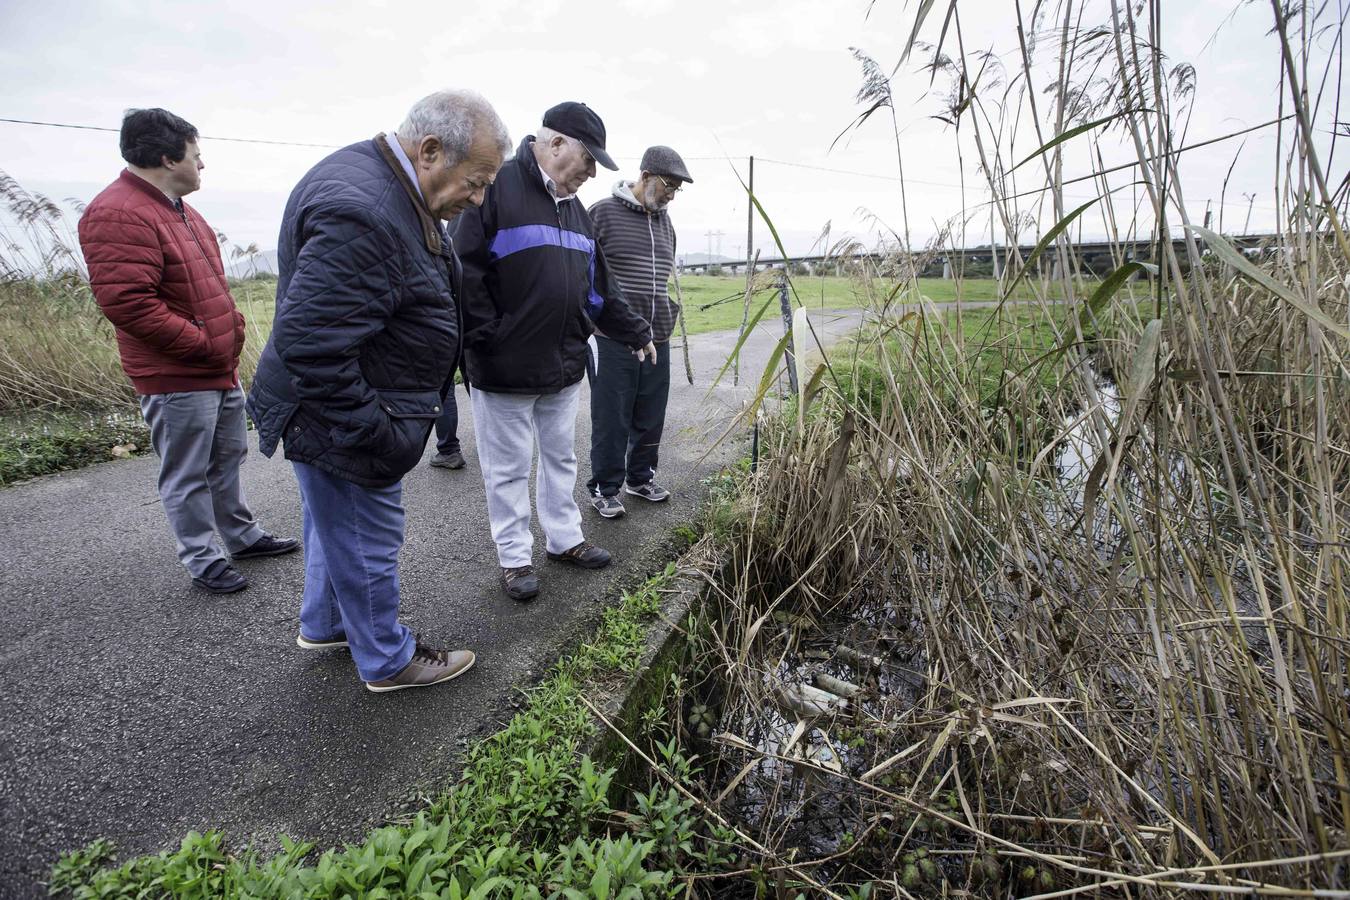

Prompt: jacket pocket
[375,388,444,419]
[487,309,520,352]
[249,397,297,458]
[232,310,246,361]
[189,313,234,368]
[575,303,597,338]
[373,388,442,475]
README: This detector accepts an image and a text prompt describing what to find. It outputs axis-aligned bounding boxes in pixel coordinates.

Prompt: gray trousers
[139,388,264,577]
[470,381,585,568]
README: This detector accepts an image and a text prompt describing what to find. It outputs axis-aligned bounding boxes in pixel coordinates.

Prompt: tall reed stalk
[0,171,271,412]
[676,0,1349,894]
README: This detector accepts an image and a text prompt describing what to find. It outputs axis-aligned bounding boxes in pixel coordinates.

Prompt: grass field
[676,273,1064,334]
[197,273,1040,342]
[0,273,1031,416]
[0,272,1102,483]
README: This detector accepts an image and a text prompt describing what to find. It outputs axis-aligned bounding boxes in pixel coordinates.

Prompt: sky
[0,0,1341,269]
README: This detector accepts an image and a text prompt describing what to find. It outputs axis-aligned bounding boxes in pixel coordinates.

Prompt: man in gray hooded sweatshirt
[586,146,693,518]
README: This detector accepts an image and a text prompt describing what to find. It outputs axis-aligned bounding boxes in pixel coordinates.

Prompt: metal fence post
[779,272,798,395]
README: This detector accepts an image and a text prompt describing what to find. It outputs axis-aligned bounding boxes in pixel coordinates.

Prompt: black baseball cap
[541,101,617,171]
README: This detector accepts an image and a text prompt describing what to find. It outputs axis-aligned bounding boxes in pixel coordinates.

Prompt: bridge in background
[676,233,1280,278]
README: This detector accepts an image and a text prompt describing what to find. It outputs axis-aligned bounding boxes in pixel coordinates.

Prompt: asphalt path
[0,310,863,897]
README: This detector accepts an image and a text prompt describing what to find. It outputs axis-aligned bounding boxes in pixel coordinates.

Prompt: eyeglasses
[656,175,683,194]
[565,136,595,166]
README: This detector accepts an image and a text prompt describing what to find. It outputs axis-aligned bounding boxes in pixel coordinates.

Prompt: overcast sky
[1,0,1341,266]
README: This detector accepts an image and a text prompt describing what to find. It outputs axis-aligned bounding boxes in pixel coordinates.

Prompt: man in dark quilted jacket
[248,90,509,693]
[79,108,297,595]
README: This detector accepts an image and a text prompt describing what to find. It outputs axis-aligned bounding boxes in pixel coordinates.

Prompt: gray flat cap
[640,145,693,183]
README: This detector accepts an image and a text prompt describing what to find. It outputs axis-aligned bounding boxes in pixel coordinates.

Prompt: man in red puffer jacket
[78,108,296,594]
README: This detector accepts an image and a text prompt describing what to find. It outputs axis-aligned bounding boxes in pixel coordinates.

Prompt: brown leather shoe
[365,641,475,693]
[546,541,611,569]
[501,565,540,601]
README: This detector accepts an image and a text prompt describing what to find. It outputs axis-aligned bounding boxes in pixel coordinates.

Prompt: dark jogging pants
[587,336,670,497]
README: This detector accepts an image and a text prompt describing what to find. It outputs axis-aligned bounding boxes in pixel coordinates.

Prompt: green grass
[0,277,277,484]
[675,276,1004,335]
[676,274,1029,335]
[835,293,1164,410]
[0,274,1058,484]
[825,299,1160,464]
[49,561,741,899]
[0,408,151,486]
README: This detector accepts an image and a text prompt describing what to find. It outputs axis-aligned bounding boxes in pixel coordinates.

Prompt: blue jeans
[435,383,460,454]
[292,461,414,682]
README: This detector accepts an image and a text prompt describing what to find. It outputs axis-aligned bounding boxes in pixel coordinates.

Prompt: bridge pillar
[942,258,952,279]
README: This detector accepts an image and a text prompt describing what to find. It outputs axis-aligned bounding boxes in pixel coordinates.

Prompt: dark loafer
[232,534,300,560]
[193,562,248,594]
[546,541,611,569]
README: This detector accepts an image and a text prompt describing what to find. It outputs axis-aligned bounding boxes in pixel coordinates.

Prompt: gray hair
[535,125,565,146]
[399,89,511,167]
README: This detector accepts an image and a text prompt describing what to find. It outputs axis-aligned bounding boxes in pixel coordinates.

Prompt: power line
[0,117,732,157]
[0,117,342,149]
[757,157,954,187]
[759,116,1290,213]
[1,114,1288,213]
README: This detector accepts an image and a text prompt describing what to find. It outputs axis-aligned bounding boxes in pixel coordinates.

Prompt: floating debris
[773,681,849,717]
[812,673,861,698]
[835,643,882,669]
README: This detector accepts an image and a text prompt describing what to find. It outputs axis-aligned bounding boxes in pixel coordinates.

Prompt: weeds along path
[0,311,863,898]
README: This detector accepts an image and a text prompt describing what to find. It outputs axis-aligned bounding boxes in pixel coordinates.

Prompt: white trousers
[471,381,586,567]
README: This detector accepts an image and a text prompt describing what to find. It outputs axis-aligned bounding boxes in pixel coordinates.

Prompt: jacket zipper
[647,213,658,328]
[444,239,465,380]
[179,205,233,328]
[555,204,570,380]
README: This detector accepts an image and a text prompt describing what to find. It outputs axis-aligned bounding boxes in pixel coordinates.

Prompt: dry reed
[669,0,1350,895]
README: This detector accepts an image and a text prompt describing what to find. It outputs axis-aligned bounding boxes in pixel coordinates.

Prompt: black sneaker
[430,450,466,470]
[193,560,248,594]
[590,492,625,518]
[501,565,540,601]
[546,541,611,569]
[624,481,670,503]
[232,534,300,560]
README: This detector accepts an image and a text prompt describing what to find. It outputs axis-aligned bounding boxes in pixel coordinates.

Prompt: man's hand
[633,341,658,365]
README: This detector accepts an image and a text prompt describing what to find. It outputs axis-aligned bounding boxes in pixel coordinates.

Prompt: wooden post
[670,267,694,384]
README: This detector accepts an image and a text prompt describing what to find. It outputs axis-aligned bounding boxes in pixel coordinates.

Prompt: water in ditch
[676,367,1275,889]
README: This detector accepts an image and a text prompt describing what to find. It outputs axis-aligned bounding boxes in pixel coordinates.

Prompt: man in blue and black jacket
[450,101,655,602]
